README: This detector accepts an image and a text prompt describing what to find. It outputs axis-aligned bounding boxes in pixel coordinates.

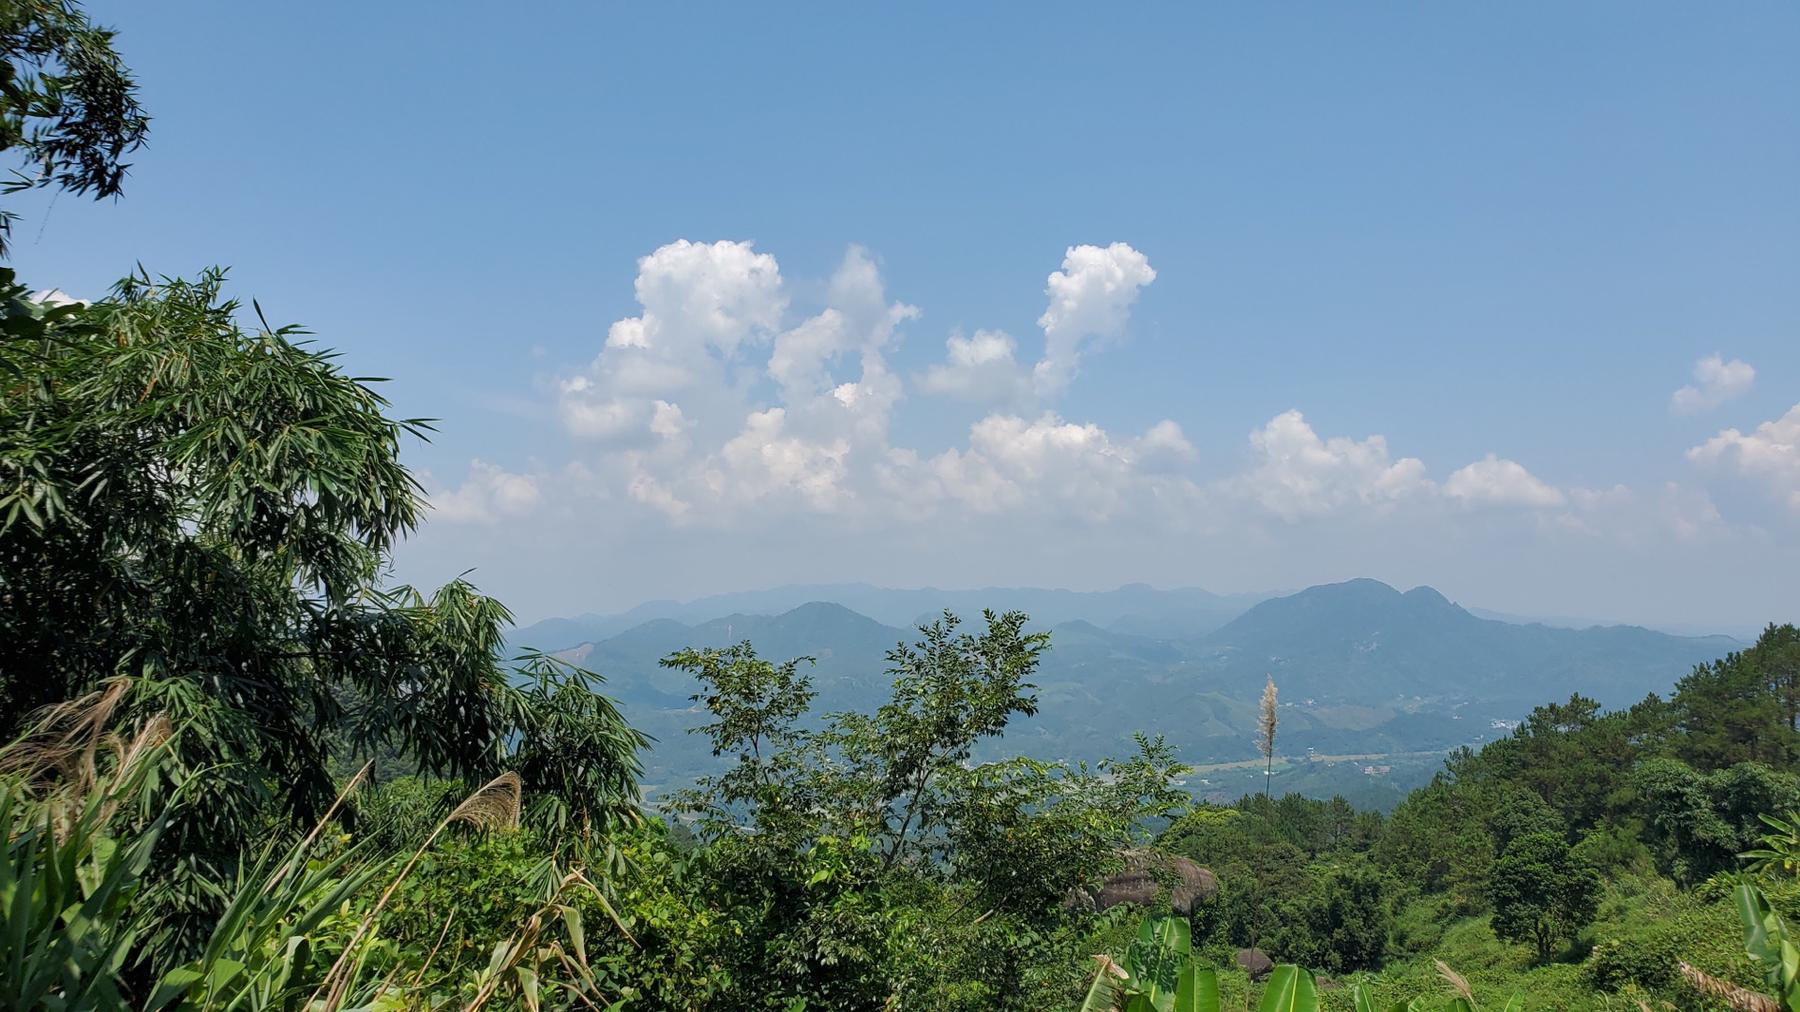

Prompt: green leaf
[1256,965,1319,1012]
[1175,965,1220,1012]
[1079,958,1124,1012]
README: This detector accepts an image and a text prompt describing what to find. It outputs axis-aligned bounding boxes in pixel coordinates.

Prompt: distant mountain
[1191,578,1736,708]
[544,579,1742,799]
[512,582,1267,653]
[561,602,906,712]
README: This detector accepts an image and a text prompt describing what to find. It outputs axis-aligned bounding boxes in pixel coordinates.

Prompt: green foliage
[664,612,1194,1008]
[1079,914,1225,1012]
[0,0,149,255]
[0,275,643,971]
[1270,865,1394,974]
[1735,881,1800,1010]
[1671,625,1800,770]
[1633,757,1800,884]
[0,733,165,1009]
[1488,832,1601,962]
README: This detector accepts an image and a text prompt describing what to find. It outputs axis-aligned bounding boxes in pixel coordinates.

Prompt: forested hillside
[537,583,1735,799]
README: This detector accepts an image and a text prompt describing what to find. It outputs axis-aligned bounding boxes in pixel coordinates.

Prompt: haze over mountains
[515,579,1739,803]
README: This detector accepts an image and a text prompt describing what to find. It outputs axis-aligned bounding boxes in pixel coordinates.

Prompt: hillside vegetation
[534,584,1734,800]
[6,11,1800,1010]
[5,268,1800,1008]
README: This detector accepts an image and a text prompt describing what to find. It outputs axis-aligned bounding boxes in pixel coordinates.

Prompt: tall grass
[0,682,630,1010]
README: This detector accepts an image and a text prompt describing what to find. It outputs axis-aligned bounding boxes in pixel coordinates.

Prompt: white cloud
[427,461,542,524]
[1232,410,1431,521]
[1561,482,1724,542]
[529,239,1728,556]
[560,239,786,445]
[768,248,918,402]
[30,289,85,307]
[649,399,691,441]
[716,408,852,513]
[1034,243,1156,396]
[917,329,1030,403]
[1688,402,1800,512]
[1135,420,1199,471]
[1445,454,1565,508]
[557,377,643,440]
[618,239,785,356]
[1671,354,1755,414]
[875,413,1202,523]
[918,243,1156,405]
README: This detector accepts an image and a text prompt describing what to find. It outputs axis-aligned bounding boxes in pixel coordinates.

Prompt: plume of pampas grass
[448,770,522,832]
[1435,960,1474,1003]
[1257,675,1278,800]
[0,679,172,836]
[1679,962,1779,1012]
[1,677,134,791]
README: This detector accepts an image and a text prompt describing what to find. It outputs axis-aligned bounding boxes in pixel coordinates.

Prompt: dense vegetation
[7,7,1800,1010]
[534,581,1737,797]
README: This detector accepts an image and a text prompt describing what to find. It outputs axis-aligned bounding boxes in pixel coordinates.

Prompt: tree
[1,0,149,255]
[666,611,1187,1009]
[1632,756,1800,884]
[1670,626,1800,770]
[1487,830,1600,962]
[1270,865,1393,974]
[0,273,643,966]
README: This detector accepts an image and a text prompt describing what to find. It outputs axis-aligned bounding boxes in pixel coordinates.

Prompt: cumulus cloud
[1035,243,1157,396]
[613,239,785,355]
[1445,454,1565,508]
[917,242,1156,405]
[427,461,542,524]
[1561,482,1724,542]
[1671,354,1755,414]
[560,239,787,447]
[716,408,852,513]
[917,330,1030,403]
[500,240,1703,549]
[769,247,918,400]
[1231,410,1431,521]
[874,413,1203,523]
[1688,402,1800,511]
[30,289,85,307]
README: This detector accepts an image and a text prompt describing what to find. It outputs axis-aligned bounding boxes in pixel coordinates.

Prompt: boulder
[1065,851,1219,917]
[1235,948,1273,981]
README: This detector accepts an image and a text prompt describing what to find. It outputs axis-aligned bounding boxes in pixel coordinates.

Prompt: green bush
[1584,935,1678,992]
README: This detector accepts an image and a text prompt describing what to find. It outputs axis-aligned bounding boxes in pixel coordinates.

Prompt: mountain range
[519,579,1739,803]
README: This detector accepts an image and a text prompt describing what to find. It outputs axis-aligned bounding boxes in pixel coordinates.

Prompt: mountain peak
[1402,585,1454,609]
[1297,578,1402,601]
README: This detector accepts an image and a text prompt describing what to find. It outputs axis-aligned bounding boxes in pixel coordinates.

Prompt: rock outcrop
[1065,851,1219,917]
[1235,948,1273,980]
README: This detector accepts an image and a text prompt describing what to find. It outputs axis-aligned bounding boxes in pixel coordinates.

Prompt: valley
[516,578,1737,806]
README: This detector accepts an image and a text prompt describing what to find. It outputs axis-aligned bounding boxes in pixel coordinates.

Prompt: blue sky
[11,2,1800,630]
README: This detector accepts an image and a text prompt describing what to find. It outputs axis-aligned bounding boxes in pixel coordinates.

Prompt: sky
[10,2,1800,631]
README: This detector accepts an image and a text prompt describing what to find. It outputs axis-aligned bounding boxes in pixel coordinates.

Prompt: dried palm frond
[1435,960,1474,1003]
[1679,962,1779,1012]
